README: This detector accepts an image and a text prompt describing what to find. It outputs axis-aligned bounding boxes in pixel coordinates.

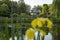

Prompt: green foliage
[4,19,9,40]
[0,3,9,16]
[53,0,60,10]
[0,0,12,17]
[0,0,30,17]
[53,0,60,17]
[41,4,49,14]
[19,3,31,14]
[51,17,60,23]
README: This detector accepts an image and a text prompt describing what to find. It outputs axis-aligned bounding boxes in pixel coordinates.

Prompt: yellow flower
[37,20,43,27]
[45,18,53,29]
[31,19,37,29]
[37,18,44,27]
[31,18,45,28]
[31,18,53,29]
[40,30,46,36]
[26,28,35,39]
[28,39,32,40]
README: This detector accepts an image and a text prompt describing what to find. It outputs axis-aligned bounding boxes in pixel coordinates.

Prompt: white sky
[13,0,53,8]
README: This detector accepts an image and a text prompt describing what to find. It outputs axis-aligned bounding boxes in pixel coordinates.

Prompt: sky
[13,0,53,8]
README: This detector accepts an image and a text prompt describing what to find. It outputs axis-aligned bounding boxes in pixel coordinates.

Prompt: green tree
[10,1,18,14]
[53,0,60,40]
[19,3,27,13]
[25,4,31,14]
[18,0,31,14]
[0,0,19,17]
[0,3,9,17]
[53,0,60,17]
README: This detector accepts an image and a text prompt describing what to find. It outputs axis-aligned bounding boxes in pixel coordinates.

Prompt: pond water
[9,31,52,40]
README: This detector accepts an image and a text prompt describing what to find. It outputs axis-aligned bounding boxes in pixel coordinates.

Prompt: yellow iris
[37,20,43,27]
[31,18,45,29]
[26,28,35,40]
[45,18,53,29]
[37,18,45,27]
[31,19,37,29]
[31,18,53,29]
[31,18,53,37]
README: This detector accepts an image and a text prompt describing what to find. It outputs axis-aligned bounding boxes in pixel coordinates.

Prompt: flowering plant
[26,28,35,40]
[26,18,53,40]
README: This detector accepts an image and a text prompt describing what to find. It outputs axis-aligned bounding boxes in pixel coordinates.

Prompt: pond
[9,31,53,40]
